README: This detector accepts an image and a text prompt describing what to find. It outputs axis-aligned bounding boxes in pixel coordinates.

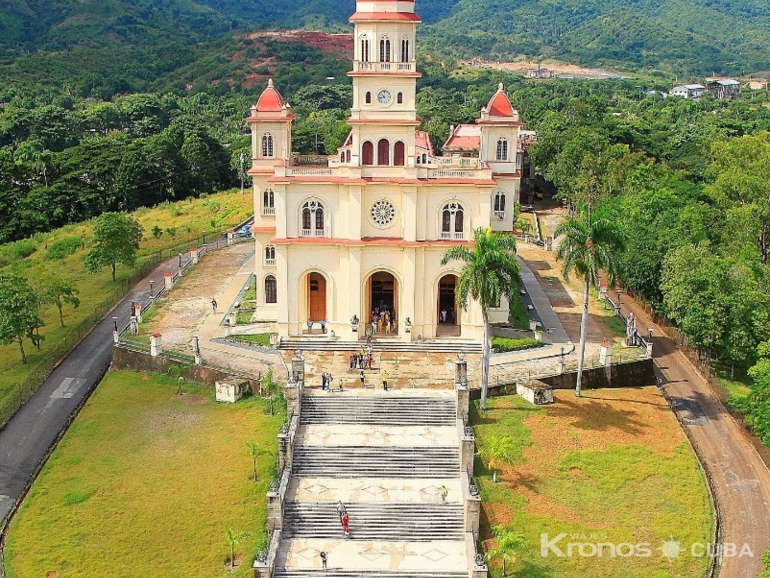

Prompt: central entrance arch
[437,274,460,337]
[307,272,327,322]
[366,271,398,336]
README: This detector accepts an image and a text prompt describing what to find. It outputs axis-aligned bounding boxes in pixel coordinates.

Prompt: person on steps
[320,551,327,570]
[382,370,388,391]
[359,370,365,388]
[341,511,350,537]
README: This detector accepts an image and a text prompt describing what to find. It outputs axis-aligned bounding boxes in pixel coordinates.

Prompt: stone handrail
[458,418,475,477]
[466,532,488,578]
[461,471,481,534]
[253,528,282,578]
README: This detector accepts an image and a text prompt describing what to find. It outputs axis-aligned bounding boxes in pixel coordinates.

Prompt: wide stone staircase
[262,388,484,578]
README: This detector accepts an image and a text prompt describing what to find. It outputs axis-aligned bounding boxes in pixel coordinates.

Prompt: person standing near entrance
[381,370,388,391]
[440,308,447,323]
[211,299,217,313]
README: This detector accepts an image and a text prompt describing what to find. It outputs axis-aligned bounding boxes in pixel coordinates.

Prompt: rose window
[371,200,396,227]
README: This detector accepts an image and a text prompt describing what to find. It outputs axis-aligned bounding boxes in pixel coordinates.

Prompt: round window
[370,199,396,228]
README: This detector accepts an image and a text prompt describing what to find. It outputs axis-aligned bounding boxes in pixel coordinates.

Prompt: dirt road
[624,297,770,577]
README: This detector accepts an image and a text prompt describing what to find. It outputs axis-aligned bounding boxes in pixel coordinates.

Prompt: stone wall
[476,358,656,399]
[111,346,263,391]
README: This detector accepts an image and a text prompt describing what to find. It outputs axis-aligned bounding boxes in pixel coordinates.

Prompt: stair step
[292,446,460,478]
[301,397,456,426]
[283,502,464,541]
[280,339,482,354]
[275,570,468,578]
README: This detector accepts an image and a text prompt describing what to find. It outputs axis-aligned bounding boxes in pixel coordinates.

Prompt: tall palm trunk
[481,309,490,410]
[575,275,590,397]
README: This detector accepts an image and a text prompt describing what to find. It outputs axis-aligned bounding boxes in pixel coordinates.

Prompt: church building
[247,0,530,344]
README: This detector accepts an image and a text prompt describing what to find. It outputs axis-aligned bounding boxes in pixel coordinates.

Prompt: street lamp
[178,252,182,268]
[193,333,200,355]
[112,316,119,332]
[202,230,207,245]
[149,280,155,296]
[648,328,654,343]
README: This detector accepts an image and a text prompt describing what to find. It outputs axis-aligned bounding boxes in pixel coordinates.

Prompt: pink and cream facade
[247,0,529,342]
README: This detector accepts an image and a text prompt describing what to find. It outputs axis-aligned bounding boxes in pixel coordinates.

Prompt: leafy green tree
[442,228,521,409]
[554,208,626,397]
[225,527,250,568]
[478,435,516,483]
[33,271,80,327]
[261,367,278,415]
[84,212,143,282]
[246,441,259,482]
[487,525,527,575]
[0,274,44,364]
[734,341,770,447]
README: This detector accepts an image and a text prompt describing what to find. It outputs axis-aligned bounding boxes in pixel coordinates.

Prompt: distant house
[705,78,742,99]
[747,79,769,91]
[671,84,706,99]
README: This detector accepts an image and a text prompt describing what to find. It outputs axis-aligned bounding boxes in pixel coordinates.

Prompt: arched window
[377,139,390,165]
[365,91,372,104]
[263,189,275,216]
[265,245,276,266]
[441,202,465,239]
[340,152,344,162]
[394,141,405,166]
[346,150,351,163]
[362,141,374,166]
[301,200,325,237]
[401,38,409,62]
[422,153,427,164]
[265,275,277,304]
[496,138,508,161]
[262,133,274,158]
[494,192,506,218]
[379,37,391,62]
[360,36,370,63]
[397,92,403,104]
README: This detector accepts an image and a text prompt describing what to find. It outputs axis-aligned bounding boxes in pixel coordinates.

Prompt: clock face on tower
[377,89,392,105]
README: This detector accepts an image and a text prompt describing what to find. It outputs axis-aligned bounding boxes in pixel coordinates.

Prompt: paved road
[624,297,770,577]
[0,258,179,526]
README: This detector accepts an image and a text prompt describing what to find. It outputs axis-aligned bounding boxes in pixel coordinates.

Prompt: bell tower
[348,0,421,168]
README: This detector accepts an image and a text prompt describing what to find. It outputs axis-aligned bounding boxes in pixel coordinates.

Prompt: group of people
[318,502,351,570]
[370,305,397,335]
[349,346,373,370]
[320,372,334,390]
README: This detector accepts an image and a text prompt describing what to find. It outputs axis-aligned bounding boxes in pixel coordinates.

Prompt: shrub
[152,225,163,239]
[166,227,177,237]
[0,238,37,267]
[492,337,543,353]
[46,236,82,260]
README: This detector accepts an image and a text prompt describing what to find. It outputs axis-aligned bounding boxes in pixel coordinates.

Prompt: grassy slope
[473,393,713,577]
[4,370,283,577]
[0,189,253,426]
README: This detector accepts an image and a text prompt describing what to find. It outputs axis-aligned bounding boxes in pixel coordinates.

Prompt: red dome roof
[256,79,285,113]
[486,83,514,117]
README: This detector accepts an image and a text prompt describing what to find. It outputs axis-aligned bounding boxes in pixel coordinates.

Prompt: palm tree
[225,527,250,568]
[478,435,515,483]
[487,525,527,576]
[554,208,626,397]
[442,228,520,409]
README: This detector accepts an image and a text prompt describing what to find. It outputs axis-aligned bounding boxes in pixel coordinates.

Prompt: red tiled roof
[415,130,435,155]
[486,89,514,118]
[256,79,285,113]
[443,124,481,150]
[350,12,421,22]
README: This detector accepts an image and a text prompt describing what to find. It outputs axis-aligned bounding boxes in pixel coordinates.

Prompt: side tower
[478,83,523,232]
[246,80,295,324]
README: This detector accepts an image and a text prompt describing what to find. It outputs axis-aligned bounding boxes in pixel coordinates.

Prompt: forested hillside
[1,0,769,76]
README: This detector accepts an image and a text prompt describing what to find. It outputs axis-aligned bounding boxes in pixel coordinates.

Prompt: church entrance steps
[275,570,468,578]
[300,396,456,426]
[292,446,460,478]
[283,502,465,541]
[279,338,483,354]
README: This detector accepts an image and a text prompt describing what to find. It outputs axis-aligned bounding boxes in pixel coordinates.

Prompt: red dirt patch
[245,30,352,56]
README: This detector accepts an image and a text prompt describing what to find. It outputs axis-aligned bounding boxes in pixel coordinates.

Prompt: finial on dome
[268,78,274,88]
[498,82,504,92]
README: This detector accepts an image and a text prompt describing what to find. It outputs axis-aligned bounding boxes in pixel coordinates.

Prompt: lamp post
[202,230,207,245]
[193,333,201,365]
[178,252,183,268]
[112,316,119,344]
[615,289,623,316]
[149,280,155,297]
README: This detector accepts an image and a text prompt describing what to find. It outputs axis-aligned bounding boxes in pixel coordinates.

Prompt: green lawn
[473,390,713,578]
[4,370,283,578]
[0,190,253,428]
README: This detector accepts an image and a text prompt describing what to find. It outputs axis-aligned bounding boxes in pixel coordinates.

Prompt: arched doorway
[438,274,460,337]
[307,273,327,323]
[367,272,398,336]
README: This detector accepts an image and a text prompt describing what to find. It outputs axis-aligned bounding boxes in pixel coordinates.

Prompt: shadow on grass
[546,395,650,435]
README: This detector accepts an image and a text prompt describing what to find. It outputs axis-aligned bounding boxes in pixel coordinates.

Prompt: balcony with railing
[352,61,416,73]
[441,231,465,240]
[301,229,325,237]
[263,207,276,216]
[265,258,276,267]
